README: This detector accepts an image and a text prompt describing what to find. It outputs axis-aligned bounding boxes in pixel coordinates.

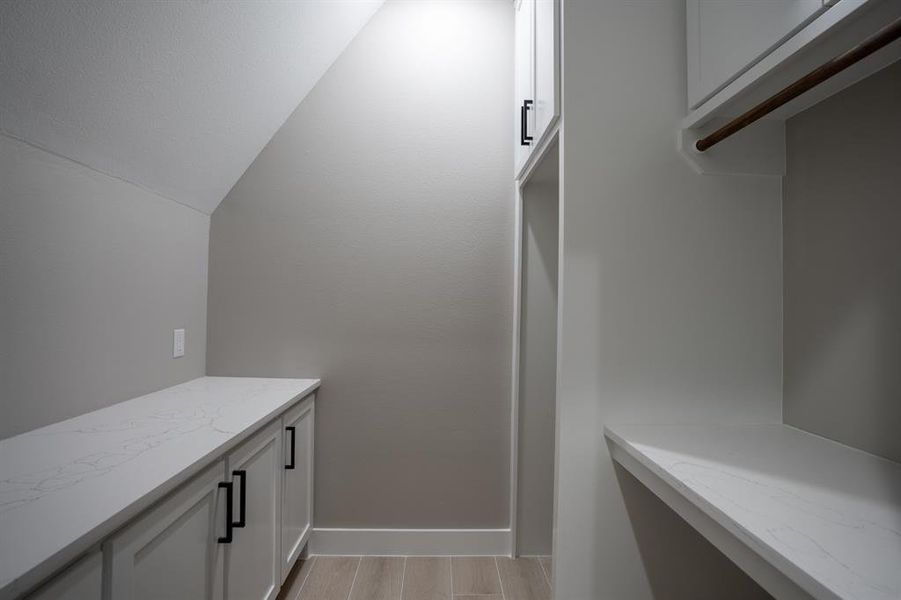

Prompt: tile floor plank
[496,557,551,600]
[451,557,502,596]
[349,557,404,600]
[297,556,361,600]
[277,557,317,600]
[538,556,552,587]
[402,557,451,600]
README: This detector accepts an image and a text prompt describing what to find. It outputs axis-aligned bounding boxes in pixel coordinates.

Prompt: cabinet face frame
[224,420,283,600]
[103,460,227,600]
[279,394,315,580]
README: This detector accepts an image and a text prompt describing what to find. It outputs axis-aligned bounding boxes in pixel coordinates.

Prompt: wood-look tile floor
[277,556,552,600]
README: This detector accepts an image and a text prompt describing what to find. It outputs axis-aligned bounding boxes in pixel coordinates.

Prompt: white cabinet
[27,551,102,600]
[51,391,316,600]
[224,420,283,600]
[279,396,314,581]
[686,0,828,108]
[514,0,534,176]
[105,461,227,600]
[514,0,559,177]
[533,0,558,149]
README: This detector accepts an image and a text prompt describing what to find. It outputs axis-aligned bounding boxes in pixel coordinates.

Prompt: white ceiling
[0,0,384,214]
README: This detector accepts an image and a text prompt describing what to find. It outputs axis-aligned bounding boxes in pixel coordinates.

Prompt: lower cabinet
[280,395,314,580]
[105,460,227,600]
[27,551,103,600]
[99,392,315,600]
[224,420,282,600]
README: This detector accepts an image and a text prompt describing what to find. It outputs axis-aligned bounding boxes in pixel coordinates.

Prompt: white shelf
[605,423,901,600]
[0,376,320,599]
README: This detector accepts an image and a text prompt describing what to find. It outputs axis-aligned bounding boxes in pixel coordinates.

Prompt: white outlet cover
[173,329,185,358]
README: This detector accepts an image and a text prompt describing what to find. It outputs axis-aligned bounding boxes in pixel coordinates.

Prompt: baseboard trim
[310,528,512,556]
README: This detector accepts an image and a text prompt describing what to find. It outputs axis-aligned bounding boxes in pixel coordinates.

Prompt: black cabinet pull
[232,470,246,528]
[217,481,233,544]
[285,426,296,470]
[520,99,534,146]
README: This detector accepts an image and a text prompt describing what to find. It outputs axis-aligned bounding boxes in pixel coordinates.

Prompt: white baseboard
[310,528,512,556]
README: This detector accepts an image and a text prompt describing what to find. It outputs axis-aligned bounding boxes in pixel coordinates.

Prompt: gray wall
[207,0,513,529]
[784,60,901,464]
[516,143,558,556]
[553,1,782,598]
[0,134,209,439]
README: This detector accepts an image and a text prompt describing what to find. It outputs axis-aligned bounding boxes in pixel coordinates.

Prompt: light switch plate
[173,328,185,358]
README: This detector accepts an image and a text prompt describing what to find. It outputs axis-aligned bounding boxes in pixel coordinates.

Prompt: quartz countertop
[0,376,319,599]
[605,423,901,600]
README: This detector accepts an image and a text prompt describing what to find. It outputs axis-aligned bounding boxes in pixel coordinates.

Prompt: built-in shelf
[605,423,901,600]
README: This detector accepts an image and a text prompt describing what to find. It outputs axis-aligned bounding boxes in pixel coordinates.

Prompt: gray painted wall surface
[207,0,513,528]
[0,134,209,439]
[516,143,558,556]
[553,2,782,598]
[783,60,901,464]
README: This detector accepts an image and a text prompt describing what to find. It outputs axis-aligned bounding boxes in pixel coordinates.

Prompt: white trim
[508,181,523,558]
[309,529,512,557]
[511,127,560,559]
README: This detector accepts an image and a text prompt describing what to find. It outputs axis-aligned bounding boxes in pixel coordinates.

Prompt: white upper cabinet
[533,0,559,147]
[687,0,828,109]
[514,0,535,176]
[280,397,315,581]
[514,0,559,178]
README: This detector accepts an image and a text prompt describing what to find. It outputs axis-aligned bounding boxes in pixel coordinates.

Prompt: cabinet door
[514,0,535,176]
[105,461,227,600]
[225,420,282,600]
[533,0,558,150]
[27,551,102,600]
[280,395,315,580]
[687,0,828,108]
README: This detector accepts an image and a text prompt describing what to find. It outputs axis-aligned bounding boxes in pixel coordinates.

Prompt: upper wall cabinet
[515,0,559,178]
[687,0,829,109]
[680,0,901,175]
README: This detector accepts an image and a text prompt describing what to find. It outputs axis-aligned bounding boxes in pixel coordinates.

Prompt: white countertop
[605,423,901,600]
[0,376,319,599]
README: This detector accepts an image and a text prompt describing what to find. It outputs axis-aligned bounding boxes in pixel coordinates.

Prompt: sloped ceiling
[0,0,384,214]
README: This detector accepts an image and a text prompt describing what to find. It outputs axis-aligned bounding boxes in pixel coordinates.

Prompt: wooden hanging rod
[695,17,901,152]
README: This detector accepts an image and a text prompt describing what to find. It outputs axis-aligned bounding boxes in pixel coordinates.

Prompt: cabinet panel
[533,0,558,150]
[687,0,827,108]
[105,461,226,600]
[26,551,102,600]
[225,420,282,600]
[514,0,535,176]
[280,396,315,580]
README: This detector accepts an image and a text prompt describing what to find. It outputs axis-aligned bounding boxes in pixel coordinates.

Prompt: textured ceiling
[0,0,384,214]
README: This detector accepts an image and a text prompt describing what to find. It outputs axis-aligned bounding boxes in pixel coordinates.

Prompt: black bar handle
[521,99,534,146]
[285,426,296,470]
[232,470,246,528]
[217,481,233,544]
[520,103,527,146]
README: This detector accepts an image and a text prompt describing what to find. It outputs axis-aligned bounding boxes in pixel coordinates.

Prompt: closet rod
[695,17,901,152]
